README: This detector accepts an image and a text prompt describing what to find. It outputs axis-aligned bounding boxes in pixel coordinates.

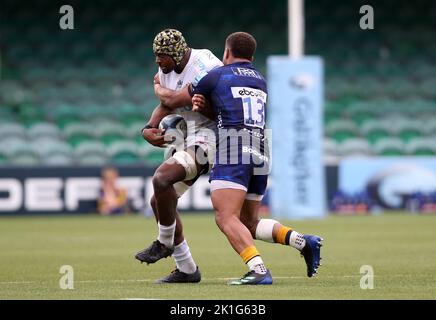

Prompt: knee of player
[214,212,234,231]
[152,170,171,192]
[150,195,157,211]
[214,213,225,231]
[241,218,258,238]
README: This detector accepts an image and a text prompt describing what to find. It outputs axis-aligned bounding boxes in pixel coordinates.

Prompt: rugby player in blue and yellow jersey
[190,32,323,285]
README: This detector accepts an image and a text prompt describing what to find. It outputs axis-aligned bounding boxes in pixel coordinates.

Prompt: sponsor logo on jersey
[237,88,267,99]
[242,145,269,162]
[231,67,262,79]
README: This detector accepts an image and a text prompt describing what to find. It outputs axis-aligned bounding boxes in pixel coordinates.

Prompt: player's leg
[210,177,272,285]
[134,162,184,265]
[149,195,183,244]
[138,147,206,283]
[158,146,211,280]
[241,198,308,250]
[241,175,323,277]
[135,194,186,262]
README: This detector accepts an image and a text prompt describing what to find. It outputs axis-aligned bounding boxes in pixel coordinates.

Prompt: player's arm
[141,103,174,148]
[153,74,191,109]
[188,68,220,119]
[191,94,215,120]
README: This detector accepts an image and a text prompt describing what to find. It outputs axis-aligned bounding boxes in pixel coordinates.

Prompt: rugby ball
[158,114,187,145]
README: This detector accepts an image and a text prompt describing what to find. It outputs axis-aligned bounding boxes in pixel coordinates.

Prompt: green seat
[111,152,140,165]
[95,121,128,145]
[41,153,74,166]
[76,154,108,166]
[0,152,8,165]
[107,141,140,165]
[9,154,40,166]
[373,138,405,156]
[398,130,422,143]
[64,123,97,147]
[421,118,436,136]
[360,121,392,145]
[56,114,82,129]
[74,141,107,158]
[323,138,338,157]
[68,134,94,147]
[35,139,72,158]
[326,119,358,143]
[348,110,377,126]
[144,149,165,166]
[28,122,61,140]
[405,138,436,156]
[338,138,372,157]
[101,133,126,145]
[0,123,26,141]
[6,142,40,165]
[324,109,342,125]
[390,119,424,143]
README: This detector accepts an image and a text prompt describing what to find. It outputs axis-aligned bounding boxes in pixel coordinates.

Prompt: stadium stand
[0,0,435,166]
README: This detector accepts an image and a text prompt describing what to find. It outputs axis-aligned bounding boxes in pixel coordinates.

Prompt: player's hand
[153,73,160,85]
[142,128,174,148]
[192,94,206,112]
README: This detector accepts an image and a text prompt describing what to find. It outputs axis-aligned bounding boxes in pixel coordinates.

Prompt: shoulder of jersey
[194,49,222,64]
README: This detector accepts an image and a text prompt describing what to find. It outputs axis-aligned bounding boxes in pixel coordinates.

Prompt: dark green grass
[0,213,435,299]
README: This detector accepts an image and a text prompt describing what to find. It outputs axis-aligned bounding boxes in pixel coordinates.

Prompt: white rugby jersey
[158,49,223,134]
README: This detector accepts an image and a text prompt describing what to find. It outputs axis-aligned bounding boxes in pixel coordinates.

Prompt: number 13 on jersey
[231,87,267,129]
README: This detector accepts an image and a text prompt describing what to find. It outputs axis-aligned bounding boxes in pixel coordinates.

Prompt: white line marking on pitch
[0,275,370,285]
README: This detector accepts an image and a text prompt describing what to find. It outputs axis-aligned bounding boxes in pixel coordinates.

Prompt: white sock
[157,221,176,248]
[255,219,278,243]
[289,231,306,251]
[246,256,267,274]
[173,239,197,274]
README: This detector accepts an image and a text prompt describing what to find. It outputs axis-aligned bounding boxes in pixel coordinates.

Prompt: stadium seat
[421,118,436,136]
[124,121,146,140]
[346,103,378,126]
[405,138,436,156]
[323,138,339,157]
[394,120,423,143]
[35,139,73,158]
[76,154,108,166]
[372,137,406,156]
[74,141,108,159]
[143,148,165,166]
[6,142,40,166]
[27,122,61,140]
[41,153,74,166]
[337,138,372,157]
[360,121,391,145]
[0,123,26,141]
[95,121,129,145]
[0,151,9,166]
[64,123,97,147]
[107,141,141,165]
[325,119,358,143]
[50,104,82,128]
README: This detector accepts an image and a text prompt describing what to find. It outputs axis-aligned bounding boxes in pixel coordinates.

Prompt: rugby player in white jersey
[134,29,222,283]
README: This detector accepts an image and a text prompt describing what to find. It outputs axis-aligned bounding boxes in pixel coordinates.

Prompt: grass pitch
[0,213,435,300]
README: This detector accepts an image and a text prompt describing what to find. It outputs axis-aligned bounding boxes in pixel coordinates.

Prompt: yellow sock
[276,226,293,245]
[239,245,260,264]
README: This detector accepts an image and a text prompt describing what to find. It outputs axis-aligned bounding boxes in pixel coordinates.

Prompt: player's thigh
[211,188,247,218]
[210,164,250,218]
